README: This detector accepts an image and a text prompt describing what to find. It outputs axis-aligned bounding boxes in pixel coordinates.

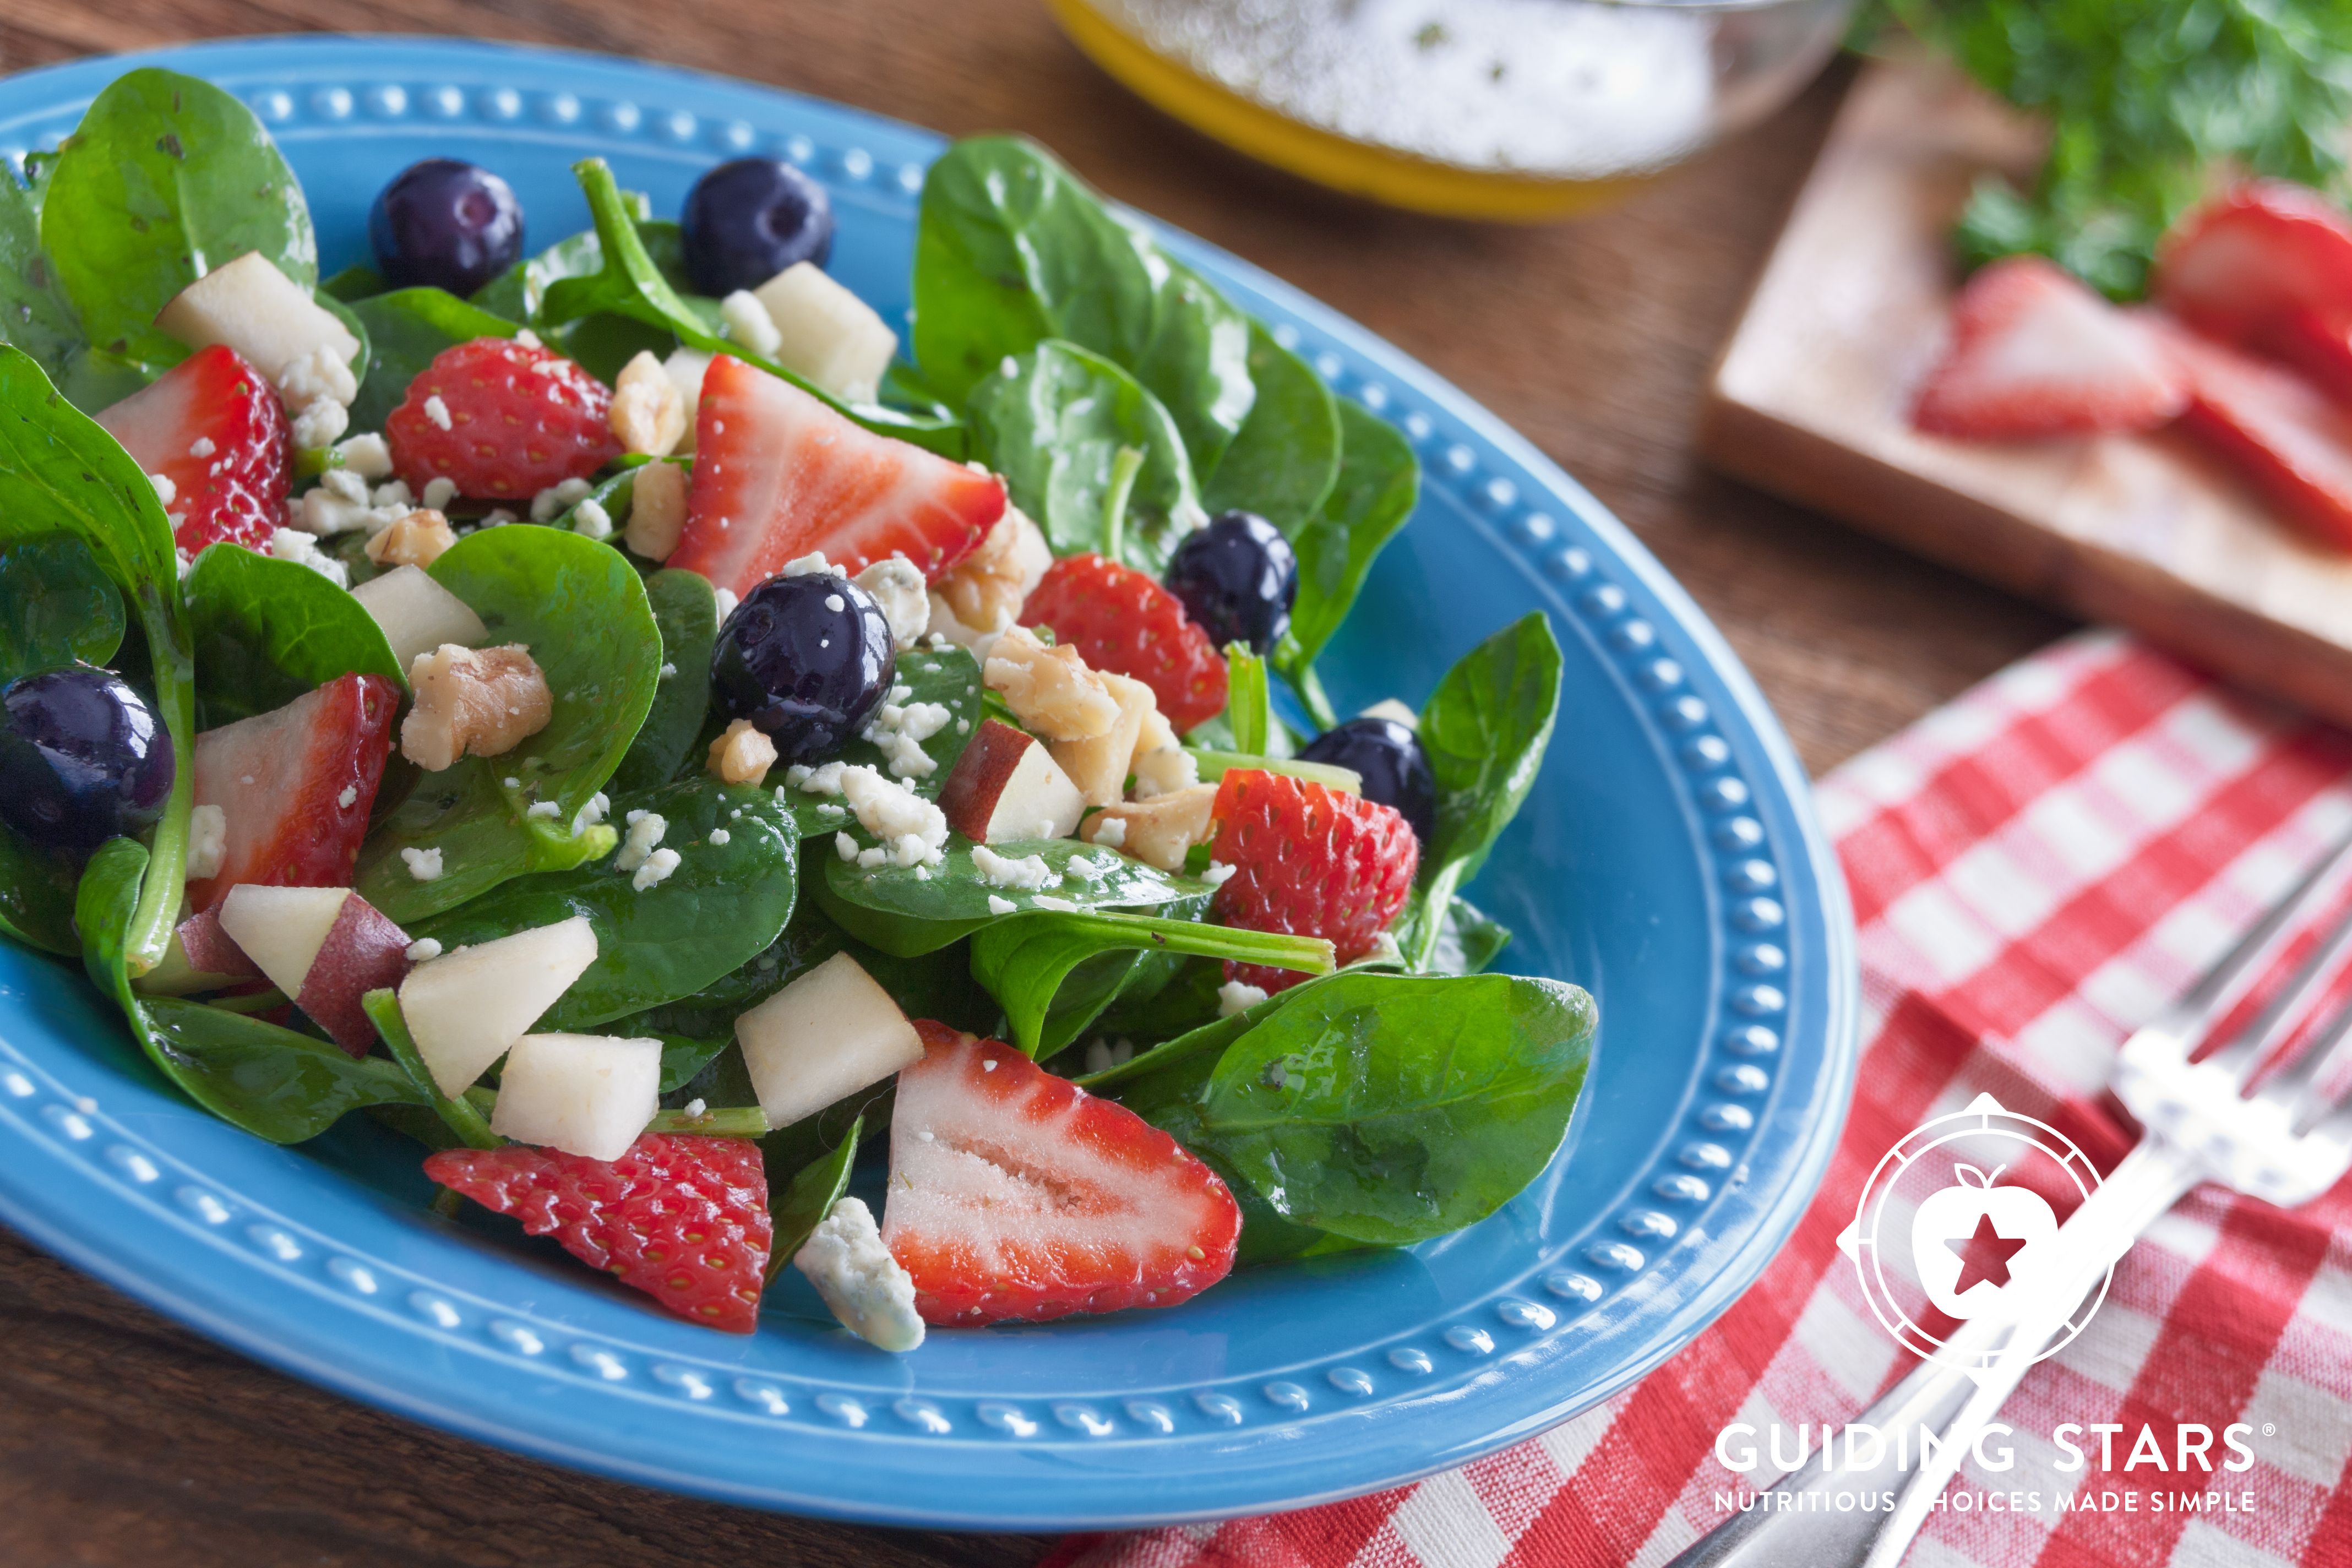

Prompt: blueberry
[710,574,895,764]
[1164,510,1297,655]
[369,159,526,297]
[1299,717,1435,845]
[0,667,174,853]
[680,158,835,297]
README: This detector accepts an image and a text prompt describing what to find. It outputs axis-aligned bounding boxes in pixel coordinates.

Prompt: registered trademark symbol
[2265,1424,2277,1436]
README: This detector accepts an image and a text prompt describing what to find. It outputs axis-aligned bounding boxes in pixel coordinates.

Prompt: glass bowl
[1048,0,1860,220]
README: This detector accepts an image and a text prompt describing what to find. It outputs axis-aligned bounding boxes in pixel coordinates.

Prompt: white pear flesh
[351,566,487,670]
[938,719,1087,843]
[736,951,923,1131]
[397,916,598,1097]
[750,262,897,405]
[154,252,360,386]
[216,884,353,999]
[490,1032,661,1162]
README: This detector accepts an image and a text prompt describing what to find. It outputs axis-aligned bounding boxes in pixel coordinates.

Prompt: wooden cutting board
[1701,59,2352,729]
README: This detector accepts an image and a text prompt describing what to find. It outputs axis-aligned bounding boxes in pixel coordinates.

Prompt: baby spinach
[0,532,123,682]
[1200,324,1342,531]
[319,262,385,303]
[362,988,500,1150]
[355,525,660,922]
[766,645,983,836]
[1276,401,1419,726]
[1180,972,1594,1244]
[970,908,1334,1057]
[345,287,520,433]
[41,69,313,372]
[611,566,717,792]
[1420,892,1513,978]
[409,775,797,1031]
[966,340,1201,573]
[0,174,84,392]
[766,1113,862,1285]
[818,836,1211,956]
[182,542,404,727]
[0,827,77,954]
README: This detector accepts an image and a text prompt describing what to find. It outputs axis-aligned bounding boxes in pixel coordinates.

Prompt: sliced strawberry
[425,1134,770,1333]
[1209,768,1418,993]
[94,344,291,554]
[2162,324,2352,549]
[186,673,400,911]
[2153,181,2352,345]
[669,355,1002,597]
[883,1021,1239,1326]
[385,337,618,500]
[1019,552,1228,732]
[1912,257,2188,440]
[2252,308,2352,407]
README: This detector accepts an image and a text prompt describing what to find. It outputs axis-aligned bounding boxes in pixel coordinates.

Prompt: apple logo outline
[1906,1161,2059,1320]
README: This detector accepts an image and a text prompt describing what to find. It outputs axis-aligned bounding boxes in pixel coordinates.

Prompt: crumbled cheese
[794,1196,924,1353]
[788,760,846,796]
[530,476,595,522]
[422,394,453,432]
[279,343,358,409]
[297,484,372,537]
[571,497,613,541]
[708,828,731,846]
[836,831,859,862]
[1031,894,1079,912]
[421,476,457,510]
[857,845,888,868]
[719,288,783,358]
[1091,815,1128,849]
[188,435,217,460]
[781,551,832,578]
[1201,860,1237,888]
[1218,980,1269,1018]
[824,592,846,613]
[714,587,738,620]
[290,396,349,450]
[183,804,227,881]
[334,432,391,478]
[834,764,948,865]
[615,811,668,872]
[972,845,1055,890]
[269,527,349,586]
[571,791,610,837]
[631,846,680,891]
[680,1096,707,1118]
[1062,852,1110,883]
[320,469,369,504]
[336,784,359,810]
[659,662,678,679]
[860,698,952,780]
[986,894,1019,916]
[515,326,543,349]
[371,479,414,510]
[148,472,176,507]
[480,508,518,527]
[526,800,561,820]
[852,556,931,649]
[405,938,443,964]
[401,846,444,881]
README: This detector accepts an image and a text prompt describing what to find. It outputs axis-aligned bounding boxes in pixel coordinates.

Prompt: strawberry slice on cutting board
[2161,324,2352,551]
[186,672,401,911]
[883,1022,1240,1326]
[1912,256,2189,440]
[668,355,1003,597]
[2152,181,2352,346]
[94,344,292,554]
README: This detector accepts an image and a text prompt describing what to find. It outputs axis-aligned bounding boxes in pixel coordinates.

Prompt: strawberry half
[186,673,400,911]
[883,1021,1239,1326]
[2162,323,2352,550]
[1208,768,1418,993]
[669,355,1003,597]
[2153,181,2352,345]
[94,344,291,554]
[1019,552,1228,732]
[1912,257,2188,440]
[426,1134,771,1333]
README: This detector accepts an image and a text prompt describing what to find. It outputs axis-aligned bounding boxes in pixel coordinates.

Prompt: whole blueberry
[711,574,895,764]
[0,667,175,853]
[1164,510,1298,655]
[369,159,526,297]
[681,158,835,297]
[1299,716,1435,846]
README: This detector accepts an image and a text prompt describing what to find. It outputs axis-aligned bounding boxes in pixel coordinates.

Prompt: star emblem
[1948,1212,2030,1294]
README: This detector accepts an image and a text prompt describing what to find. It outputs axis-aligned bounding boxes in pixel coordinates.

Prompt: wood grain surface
[0,4,2071,1565]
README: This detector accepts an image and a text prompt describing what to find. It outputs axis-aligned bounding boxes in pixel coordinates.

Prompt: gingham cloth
[1048,628,2352,1568]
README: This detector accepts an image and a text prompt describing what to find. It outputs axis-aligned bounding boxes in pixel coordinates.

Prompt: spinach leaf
[817,835,1210,956]
[1201,324,1342,530]
[658,1034,728,1094]
[0,826,78,954]
[182,541,404,727]
[1275,400,1418,721]
[970,908,1334,1057]
[0,532,124,681]
[345,287,520,433]
[766,645,983,835]
[1131,258,1255,479]
[319,263,385,302]
[1224,643,1270,757]
[409,775,797,1030]
[610,566,718,792]
[1420,892,1513,977]
[1184,972,1594,1244]
[362,988,500,1149]
[354,525,661,922]
[77,839,427,1142]
[766,1113,862,1285]
[41,69,313,371]
[0,172,83,384]
[965,340,1201,573]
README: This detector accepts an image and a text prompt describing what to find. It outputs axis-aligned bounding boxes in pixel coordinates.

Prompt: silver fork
[1669,830,2352,1568]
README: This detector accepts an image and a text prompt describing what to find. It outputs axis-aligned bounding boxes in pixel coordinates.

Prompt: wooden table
[0,3,2074,1564]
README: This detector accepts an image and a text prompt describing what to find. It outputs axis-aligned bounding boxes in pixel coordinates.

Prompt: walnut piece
[984,625,1120,741]
[1084,783,1219,873]
[933,505,1050,635]
[400,644,554,772]
[609,349,688,457]
[708,717,779,786]
[625,460,689,562]
[364,508,457,569]
[1130,743,1199,801]
[1050,672,1156,808]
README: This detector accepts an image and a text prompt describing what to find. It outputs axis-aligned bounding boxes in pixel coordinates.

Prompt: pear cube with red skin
[134,906,265,997]
[215,884,412,1054]
[396,916,599,1097]
[735,951,923,1130]
[937,718,1087,844]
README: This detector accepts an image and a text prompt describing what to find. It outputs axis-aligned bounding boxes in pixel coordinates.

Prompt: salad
[0,68,1593,1350]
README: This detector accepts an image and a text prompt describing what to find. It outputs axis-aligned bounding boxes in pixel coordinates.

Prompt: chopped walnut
[707,717,779,786]
[1050,672,1155,808]
[933,505,1050,635]
[1130,743,1199,801]
[624,461,689,561]
[984,625,1119,741]
[401,644,554,772]
[609,350,688,457]
[364,508,457,569]
[1084,783,1219,873]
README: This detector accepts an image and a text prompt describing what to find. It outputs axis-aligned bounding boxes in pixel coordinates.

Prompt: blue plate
[0,36,1856,1530]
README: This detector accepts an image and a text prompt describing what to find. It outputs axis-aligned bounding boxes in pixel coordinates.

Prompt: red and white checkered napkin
[1049,629,2352,1568]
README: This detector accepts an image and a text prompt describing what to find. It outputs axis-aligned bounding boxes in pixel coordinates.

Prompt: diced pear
[135,906,263,997]
[750,263,897,404]
[736,952,923,1130]
[489,1033,661,1162]
[663,347,713,454]
[938,719,1087,843]
[154,252,360,386]
[397,916,598,1097]
[351,566,487,671]
[217,885,355,999]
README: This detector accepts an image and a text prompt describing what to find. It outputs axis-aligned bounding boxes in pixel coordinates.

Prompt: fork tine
[2206,890,2352,1082]
[2163,829,2352,1050]
[2267,993,2352,1133]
